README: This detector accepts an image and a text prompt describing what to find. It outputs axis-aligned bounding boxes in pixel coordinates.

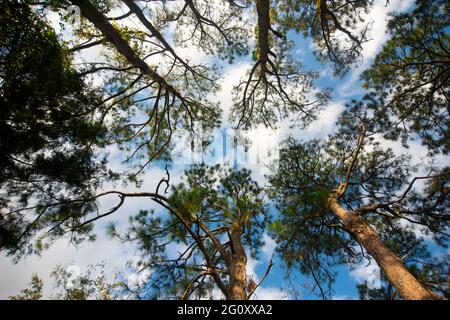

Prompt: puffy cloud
[211,61,252,117]
[280,101,345,142]
[253,287,289,300]
[246,234,291,300]
[350,260,381,290]
[0,162,181,299]
[338,0,414,98]
[3,0,434,301]
[0,230,133,299]
[261,233,276,262]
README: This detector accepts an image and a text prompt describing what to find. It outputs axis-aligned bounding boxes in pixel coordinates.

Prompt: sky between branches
[1,0,447,300]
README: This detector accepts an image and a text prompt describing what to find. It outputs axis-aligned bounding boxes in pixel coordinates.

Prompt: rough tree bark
[228,222,248,300]
[328,193,441,300]
[256,0,271,75]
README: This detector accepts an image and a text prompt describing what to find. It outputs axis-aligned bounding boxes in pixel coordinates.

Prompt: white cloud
[295,48,306,56]
[5,0,440,302]
[261,233,276,262]
[246,255,289,300]
[280,101,345,142]
[338,0,414,98]
[0,162,183,300]
[211,61,252,117]
[123,254,152,292]
[350,260,381,290]
[332,295,353,300]
[0,231,132,299]
[245,234,291,300]
[252,286,288,300]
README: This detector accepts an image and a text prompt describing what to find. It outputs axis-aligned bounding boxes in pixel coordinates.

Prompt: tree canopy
[1,0,448,300]
[362,0,449,153]
[268,102,448,299]
[0,0,111,256]
[107,165,270,299]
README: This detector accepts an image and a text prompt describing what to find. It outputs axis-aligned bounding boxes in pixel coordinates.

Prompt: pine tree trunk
[328,195,440,300]
[228,222,247,300]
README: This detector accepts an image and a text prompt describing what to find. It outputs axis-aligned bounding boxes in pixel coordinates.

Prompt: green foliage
[0,0,111,257]
[267,138,354,298]
[362,0,450,153]
[231,37,330,129]
[10,262,118,300]
[109,164,269,299]
[169,165,269,253]
[277,0,373,75]
[169,0,250,63]
[268,104,449,298]
[1,0,448,301]
[50,263,114,300]
[9,274,43,300]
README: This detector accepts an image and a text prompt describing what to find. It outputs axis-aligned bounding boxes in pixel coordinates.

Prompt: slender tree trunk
[256,0,270,68]
[328,194,440,300]
[228,222,247,300]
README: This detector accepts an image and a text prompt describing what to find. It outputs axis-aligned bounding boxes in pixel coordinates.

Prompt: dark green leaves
[362,0,450,153]
[0,0,110,257]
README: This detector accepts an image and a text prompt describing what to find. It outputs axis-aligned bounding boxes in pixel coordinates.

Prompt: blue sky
[2,0,445,300]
